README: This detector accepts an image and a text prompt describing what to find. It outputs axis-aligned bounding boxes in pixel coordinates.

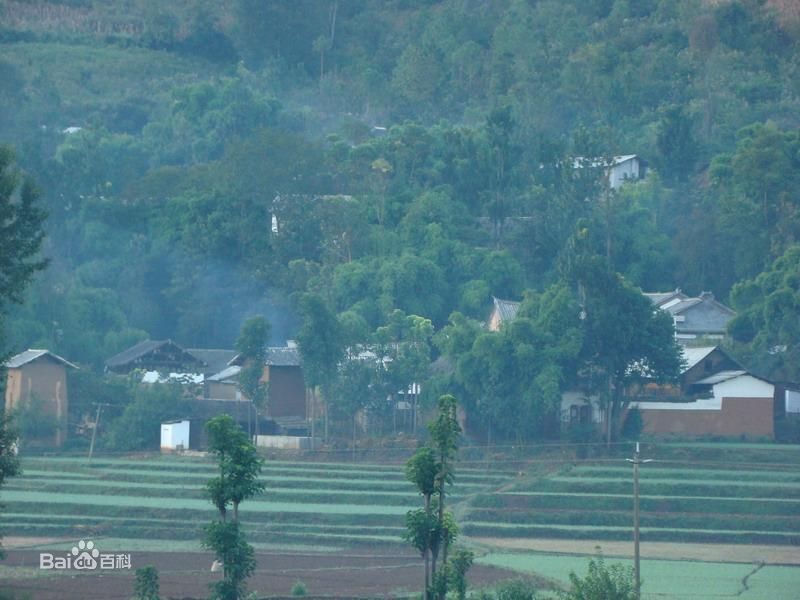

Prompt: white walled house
[630,372,776,439]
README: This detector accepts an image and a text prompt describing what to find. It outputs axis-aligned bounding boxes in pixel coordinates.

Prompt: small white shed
[161,419,190,451]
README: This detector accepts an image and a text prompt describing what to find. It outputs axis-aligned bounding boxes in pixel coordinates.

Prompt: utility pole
[88,403,112,462]
[627,441,652,599]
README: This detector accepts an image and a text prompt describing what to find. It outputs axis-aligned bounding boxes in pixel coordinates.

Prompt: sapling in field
[203,415,264,600]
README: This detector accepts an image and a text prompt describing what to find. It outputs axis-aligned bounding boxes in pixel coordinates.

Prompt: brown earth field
[0,546,528,600]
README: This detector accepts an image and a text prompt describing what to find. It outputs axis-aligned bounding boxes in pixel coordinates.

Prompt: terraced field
[463,443,800,547]
[0,455,516,551]
[2,443,799,599]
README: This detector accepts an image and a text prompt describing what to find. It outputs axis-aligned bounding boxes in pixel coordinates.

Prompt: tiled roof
[207,365,242,382]
[187,349,238,374]
[4,349,78,369]
[105,339,169,367]
[681,346,717,371]
[265,346,301,367]
[493,296,521,323]
[694,370,748,385]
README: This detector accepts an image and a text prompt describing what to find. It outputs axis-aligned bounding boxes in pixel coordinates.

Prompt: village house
[644,289,736,343]
[561,346,783,440]
[573,154,646,190]
[4,349,78,446]
[486,296,521,332]
[105,339,206,375]
[217,341,309,434]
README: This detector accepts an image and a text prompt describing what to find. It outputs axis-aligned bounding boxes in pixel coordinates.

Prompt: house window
[570,405,591,424]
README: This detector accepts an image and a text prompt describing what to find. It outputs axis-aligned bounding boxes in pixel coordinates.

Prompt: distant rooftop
[4,349,78,370]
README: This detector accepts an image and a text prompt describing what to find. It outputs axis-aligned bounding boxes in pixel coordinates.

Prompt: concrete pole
[633,441,641,599]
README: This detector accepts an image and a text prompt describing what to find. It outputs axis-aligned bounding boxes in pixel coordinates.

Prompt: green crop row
[2,503,401,527]
[569,465,800,483]
[518,478,800,499]
[0,490,409,515]
[462,522,800,545]
[463,508,800,533]
[469,492,800,516]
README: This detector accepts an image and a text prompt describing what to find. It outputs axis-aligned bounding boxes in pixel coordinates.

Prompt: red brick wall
[639,397,774,439]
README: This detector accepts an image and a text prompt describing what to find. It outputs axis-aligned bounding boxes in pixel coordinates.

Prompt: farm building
[631,371,778,439]
[487,296,521,331]
[562,345,781,439]
[105,339,206,375]
[572,154,646,189]
[160,419,190,451]
[643,289,736,342]
[3,349,78,446]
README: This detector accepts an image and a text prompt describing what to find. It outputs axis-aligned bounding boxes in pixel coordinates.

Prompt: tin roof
[694,370,748,385]
[4,349,78,370]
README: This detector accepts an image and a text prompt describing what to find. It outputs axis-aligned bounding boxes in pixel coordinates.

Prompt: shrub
[561,553,636,600]
[291,580,308,596]
[133,565,160,600]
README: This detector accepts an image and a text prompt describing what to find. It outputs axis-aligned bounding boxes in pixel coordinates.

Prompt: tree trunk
[424,493,431,600]
[233,501,239,522]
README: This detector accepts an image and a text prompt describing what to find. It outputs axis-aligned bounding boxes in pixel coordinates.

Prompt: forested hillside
[1,0,799,418]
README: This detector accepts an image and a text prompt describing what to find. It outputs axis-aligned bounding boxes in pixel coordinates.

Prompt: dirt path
[472,537,800,565]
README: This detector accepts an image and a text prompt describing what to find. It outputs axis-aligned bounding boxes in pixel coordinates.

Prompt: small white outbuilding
[160,419,190,451]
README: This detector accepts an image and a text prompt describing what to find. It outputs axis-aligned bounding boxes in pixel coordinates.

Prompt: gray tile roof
[4,349,78,370]
[207,365,241,382]
[105,339,169,368]
[188,349,239,374]
[694,370,748,385]
[493,296,521,323]
[265,346,301,367]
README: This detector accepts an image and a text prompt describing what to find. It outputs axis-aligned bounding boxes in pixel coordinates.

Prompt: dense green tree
[204,415,263,600]
[235,316,271,436]
[133,565,161,600]
[295,293,344,441]
[0,414,21,558]
[0,145,47,345]
[728,245,800,382]
[103,383,189,451]
[404,395,466,600]
[569,255,683,445]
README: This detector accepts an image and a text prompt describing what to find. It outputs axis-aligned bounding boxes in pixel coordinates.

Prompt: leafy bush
[103,383,189,451]
[291,580,307,597]
[561,554,636,600]
[133,565,160,600]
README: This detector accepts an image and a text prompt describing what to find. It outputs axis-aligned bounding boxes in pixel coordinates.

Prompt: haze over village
[0,1,799,599]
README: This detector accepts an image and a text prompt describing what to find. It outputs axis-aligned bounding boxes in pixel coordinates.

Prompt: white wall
[161,420,190,449]
[713,375,773,401]
[609,159,639,189]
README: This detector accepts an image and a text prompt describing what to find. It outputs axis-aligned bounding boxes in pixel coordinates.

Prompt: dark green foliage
[235,315,270,426]
[728,245,800,382]
[203,520,256,600]
[448,548,475,600]
[1,0,799,436]
[103,383,189,451]
[0,413,21,558]
[620,408,643,441]
[205,415,264,521]
[562,554,636,600]
[133,565,160,600]
[204,415,263,599]
[404,395,466,600]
